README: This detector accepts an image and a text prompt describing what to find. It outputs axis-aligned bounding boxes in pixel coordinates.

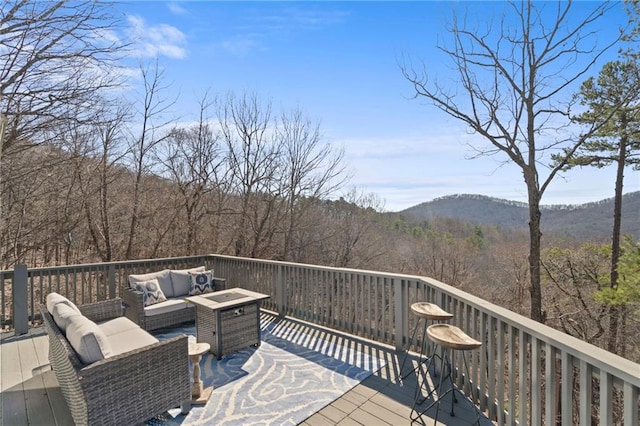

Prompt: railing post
[276,264,285,317]
[108,264,116,299]
[13,263,28,335]
[394,278,405,351]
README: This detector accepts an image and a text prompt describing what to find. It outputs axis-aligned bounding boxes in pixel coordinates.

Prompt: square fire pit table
[186,288,270,359]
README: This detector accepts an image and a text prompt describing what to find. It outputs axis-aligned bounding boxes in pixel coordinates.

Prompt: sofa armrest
[78,298,123,323]
[214,277,226,291]
[121,287,146,328]
[79,335,191,425]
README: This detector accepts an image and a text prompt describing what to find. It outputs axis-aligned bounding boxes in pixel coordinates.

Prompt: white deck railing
[2,254,639,425]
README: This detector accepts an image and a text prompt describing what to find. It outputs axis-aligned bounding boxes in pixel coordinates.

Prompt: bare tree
[402,0,620,322]
[218,91,281,258]
[70,104,130,262]
[276,107,350,261]
[325,189,386,268]
[125,60,175,259]
[159,93,228,254]
[0,1,124,155]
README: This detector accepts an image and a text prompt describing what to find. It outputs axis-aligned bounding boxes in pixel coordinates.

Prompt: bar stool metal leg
[410,323,483,426]
[398,315,427,383]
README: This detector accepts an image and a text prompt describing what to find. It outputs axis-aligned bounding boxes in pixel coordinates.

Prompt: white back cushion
[46,292,81,315]
[170,266,206,297]
[52,302,81,332]
[66,315,112,364]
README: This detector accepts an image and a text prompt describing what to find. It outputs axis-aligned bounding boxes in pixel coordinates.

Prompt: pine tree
[566,60,640,353]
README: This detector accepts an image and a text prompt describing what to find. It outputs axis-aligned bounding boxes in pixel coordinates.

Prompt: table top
[189,342,210,356]
[186,287,270,310]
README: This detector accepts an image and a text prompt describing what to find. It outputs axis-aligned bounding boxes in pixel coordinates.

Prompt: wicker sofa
[122,266,226,331]
[40,294,191,426]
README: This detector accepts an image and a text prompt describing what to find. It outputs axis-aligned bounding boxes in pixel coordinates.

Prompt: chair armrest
[79,335,191,424]
[79,298,123,322]
[121,287,145,328]
[213,277,226,291]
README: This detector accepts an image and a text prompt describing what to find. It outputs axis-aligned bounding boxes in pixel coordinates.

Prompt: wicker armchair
[40,299,191,426]
[122,277,226,331]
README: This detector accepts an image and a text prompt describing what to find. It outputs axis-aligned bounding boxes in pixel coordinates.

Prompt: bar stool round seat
[411,302,454,321]
[426,324,481,350]
[411,323,483,425]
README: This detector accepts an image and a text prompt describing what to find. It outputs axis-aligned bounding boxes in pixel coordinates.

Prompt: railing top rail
[0,254,216,275]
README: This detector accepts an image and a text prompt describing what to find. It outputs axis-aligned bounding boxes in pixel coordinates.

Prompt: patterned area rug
[148,314,386,425]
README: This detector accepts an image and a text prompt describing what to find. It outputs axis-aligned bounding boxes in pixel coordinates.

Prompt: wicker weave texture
[40,300,191,426]
[122,278,227,331]
[195,302,260,359]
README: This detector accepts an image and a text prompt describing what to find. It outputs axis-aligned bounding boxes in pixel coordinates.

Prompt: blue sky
[115,1,638,212]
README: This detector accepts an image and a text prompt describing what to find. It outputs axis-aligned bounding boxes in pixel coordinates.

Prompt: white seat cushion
[144,298,191,317]
[52,302,81,332]
[97,317,141,337]
[46,292,81,315]
[66,315,112,364]
[107,328,159,356]
[170,266,206,297]
[129,269,174,298]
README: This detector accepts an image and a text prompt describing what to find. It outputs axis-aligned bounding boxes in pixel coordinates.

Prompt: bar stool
[411,323,483,425]
[398,302,453,384]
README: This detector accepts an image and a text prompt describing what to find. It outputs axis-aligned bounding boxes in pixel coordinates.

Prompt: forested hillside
[400,192,640,240]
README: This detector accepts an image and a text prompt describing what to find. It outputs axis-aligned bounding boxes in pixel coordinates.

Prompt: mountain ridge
[398,191,640,240]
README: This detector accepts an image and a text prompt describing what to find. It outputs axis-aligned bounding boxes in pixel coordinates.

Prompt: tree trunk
[606,132,627,353]
[526,176,545,323]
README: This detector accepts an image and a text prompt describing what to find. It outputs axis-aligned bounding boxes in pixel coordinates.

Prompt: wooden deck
[1,318,493,426]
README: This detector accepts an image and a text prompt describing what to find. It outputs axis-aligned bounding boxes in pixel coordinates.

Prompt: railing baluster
[623,380,638,426]
[599,370,612,425]
[488,315,496,420]
[561,350,572,425]
[29,272,34,324]
[508,325,516,424]
[518,329,527,425]
[579,359,592,426]
[545,346,557,425]
[497,320,505,425]
[531,337,541,425]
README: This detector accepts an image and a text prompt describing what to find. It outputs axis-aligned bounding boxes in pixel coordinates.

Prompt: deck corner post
[13,263,28,335]
[108,264,116,299]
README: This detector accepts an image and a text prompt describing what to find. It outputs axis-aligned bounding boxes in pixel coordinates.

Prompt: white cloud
[258,7,349,31]
[220,34,262,57]
[217,5,349,57]
[167,2,188,16]
[126,15,187,59]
